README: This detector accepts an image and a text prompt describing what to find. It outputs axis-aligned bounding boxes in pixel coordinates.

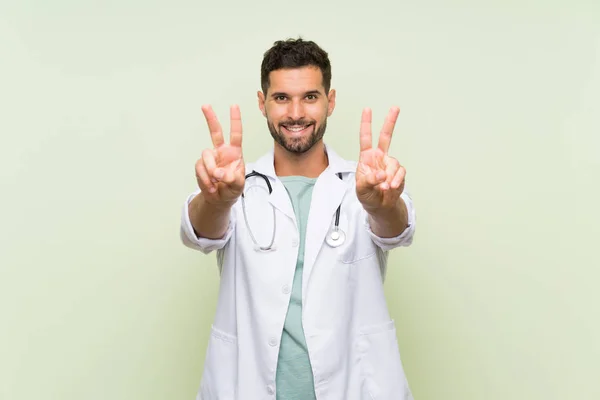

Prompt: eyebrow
[270,90,322,98]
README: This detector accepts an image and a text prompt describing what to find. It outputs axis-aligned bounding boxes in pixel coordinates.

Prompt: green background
[1,1,599,399]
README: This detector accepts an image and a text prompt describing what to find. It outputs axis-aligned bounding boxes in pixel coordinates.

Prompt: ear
[327,89,336,117]
[257,91,267,117]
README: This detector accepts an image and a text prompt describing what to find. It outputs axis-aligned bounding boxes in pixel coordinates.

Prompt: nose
[288,100,304,121]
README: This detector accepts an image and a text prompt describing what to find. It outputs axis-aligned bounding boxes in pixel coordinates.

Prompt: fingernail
[209,186,216,193]
[214,169,224,179]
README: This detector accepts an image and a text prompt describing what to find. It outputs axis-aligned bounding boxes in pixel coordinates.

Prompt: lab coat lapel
[268,180,296,223]
[302,149,354,295]
[249,149,295,222]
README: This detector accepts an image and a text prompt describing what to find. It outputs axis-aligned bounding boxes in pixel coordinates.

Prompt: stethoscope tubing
[241,170,344,251]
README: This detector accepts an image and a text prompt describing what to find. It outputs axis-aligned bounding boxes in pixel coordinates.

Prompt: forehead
[267,66,325,94]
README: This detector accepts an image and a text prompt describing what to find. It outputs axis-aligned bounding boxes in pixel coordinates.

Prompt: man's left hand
[355,106,406,214]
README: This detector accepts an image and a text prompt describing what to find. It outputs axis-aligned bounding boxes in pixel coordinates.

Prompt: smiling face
[258,66,336,154]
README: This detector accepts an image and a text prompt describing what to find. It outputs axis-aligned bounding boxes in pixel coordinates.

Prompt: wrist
[200,193,237,211]
[366,198,409,232]
[363,197,402,217]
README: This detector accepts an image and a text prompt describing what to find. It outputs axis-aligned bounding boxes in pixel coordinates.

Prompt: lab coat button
[269,337,278,347]
[267,385,275,395]
[282,284,291,294]
[291,237,299,247]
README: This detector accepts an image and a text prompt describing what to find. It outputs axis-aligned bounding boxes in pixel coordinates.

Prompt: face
[258,66,336,154]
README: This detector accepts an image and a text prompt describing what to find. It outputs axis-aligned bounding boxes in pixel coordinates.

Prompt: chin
[284,137,319,154]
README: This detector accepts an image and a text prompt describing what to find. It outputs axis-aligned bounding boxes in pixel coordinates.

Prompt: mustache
[279,119,314,127]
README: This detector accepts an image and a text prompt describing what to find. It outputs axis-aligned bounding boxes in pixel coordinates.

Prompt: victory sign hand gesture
[196,105,246,205]
[355,107,406,213]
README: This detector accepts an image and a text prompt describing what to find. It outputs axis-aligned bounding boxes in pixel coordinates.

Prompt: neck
[274,140,328,178]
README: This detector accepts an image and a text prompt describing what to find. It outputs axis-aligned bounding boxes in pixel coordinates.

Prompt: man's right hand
[195,104,246,206]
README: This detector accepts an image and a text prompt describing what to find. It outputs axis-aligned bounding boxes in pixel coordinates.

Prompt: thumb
[357,170,385,191]
[223,160,245,191]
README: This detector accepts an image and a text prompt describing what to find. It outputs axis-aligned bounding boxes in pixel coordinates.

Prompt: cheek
[266,105,286,122]
[308,105,328,122]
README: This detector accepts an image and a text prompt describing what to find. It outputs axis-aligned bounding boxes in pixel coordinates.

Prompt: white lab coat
[180,146,416,400]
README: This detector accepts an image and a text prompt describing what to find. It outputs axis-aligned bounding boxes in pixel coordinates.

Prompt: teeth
[285,125,308,132]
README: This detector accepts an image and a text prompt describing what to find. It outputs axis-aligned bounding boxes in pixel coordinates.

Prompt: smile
[281,124,313,137]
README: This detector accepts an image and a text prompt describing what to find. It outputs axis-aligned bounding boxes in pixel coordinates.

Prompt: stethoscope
[241,171,345,252]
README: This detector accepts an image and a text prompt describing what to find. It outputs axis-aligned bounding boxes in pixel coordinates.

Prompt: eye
[306,94,317,100]
[275,95,287,101]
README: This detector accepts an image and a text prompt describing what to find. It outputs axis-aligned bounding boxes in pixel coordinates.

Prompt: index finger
[377,106,400,153]
[201,105,225,148]
[229,104,243,147]
[359,107,372,151]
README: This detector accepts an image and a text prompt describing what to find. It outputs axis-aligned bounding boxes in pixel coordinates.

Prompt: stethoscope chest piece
[326,228,346,247]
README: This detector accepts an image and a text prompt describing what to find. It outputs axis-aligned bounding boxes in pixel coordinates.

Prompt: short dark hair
[260,38,332,95]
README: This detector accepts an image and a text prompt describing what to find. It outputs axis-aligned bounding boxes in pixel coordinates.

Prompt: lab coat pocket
[337,213,377,264]
[356,320,412,400]
[199,325,238,400]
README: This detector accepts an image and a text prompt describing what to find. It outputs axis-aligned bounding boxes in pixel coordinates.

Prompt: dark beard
[267,118,327,154]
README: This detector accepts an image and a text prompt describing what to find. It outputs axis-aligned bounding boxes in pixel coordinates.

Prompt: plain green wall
[1,1,599,399]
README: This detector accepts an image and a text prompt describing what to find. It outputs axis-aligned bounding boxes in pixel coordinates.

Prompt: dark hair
[260,38,332,94]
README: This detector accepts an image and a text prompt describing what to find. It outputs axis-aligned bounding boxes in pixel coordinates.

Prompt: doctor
[180,38,416,400]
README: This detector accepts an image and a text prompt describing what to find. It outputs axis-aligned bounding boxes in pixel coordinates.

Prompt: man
[180,38,416,400]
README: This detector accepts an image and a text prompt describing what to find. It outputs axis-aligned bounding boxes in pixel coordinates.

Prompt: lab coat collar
[250,143,356,179]
[247,143,355,233]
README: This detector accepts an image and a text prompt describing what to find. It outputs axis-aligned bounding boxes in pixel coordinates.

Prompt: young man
[181,38,416,400]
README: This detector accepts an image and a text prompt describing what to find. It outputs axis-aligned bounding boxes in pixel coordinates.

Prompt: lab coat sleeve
[366,189,416,251]
[179,189,235,254]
